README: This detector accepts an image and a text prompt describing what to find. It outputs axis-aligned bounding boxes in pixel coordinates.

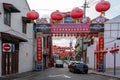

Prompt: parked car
[63,60,69,64]
[55,60,64,68]
[68,61,88,74]
[68,61,81,67]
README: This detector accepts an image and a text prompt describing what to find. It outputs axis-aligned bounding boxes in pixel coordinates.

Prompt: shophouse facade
[0,0,35,76]
[87,15,120,69]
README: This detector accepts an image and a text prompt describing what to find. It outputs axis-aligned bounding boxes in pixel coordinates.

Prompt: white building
[0,0,35,76]
[87,15,120,69]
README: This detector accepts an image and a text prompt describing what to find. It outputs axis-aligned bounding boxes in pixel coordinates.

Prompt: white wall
[0,0,35,74]
[87,15,120,69]
[0,40,2,76]
[87,38,96,68]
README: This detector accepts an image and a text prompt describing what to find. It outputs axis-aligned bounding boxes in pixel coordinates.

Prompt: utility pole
[114,43,116,76]
[83,0,87,18]
[69,38,72,61]
[81,0,89,63]
[82,0,89,18]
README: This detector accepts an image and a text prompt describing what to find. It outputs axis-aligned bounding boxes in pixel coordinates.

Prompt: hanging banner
[98,32,104,72]
[36,32,43,71]
[37,37,43,62]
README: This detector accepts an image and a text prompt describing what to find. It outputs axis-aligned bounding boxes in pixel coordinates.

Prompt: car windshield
[76,63,84,67]
[56,60,63,64]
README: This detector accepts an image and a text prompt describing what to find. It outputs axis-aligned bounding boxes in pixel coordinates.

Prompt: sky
[26,0,120,47]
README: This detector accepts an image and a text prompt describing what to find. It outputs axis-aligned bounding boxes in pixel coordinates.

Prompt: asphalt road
[12,64,118,80]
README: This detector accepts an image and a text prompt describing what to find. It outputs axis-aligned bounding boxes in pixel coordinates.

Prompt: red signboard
[99,37,104,62]
[37,37,42,62]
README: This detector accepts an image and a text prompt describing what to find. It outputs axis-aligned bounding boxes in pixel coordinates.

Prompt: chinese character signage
[36,24,51,33]
[64,16,75,23]
[90,24,104,32]
[37,37,42,62]
[98,36,104,72]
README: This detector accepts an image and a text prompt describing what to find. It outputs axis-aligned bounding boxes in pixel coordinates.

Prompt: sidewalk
[89,68,120,79]
[0,71,41,80]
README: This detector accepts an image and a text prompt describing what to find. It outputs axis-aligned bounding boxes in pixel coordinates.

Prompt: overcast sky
[27,0,120,19]
[26,0,120,47]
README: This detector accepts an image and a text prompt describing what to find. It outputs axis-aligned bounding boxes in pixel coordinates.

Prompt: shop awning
[3,3,20,13]
[0,32,28,42]
[22,16,34,23]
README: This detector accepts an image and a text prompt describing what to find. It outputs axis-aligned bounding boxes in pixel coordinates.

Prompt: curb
[89,70,120,79]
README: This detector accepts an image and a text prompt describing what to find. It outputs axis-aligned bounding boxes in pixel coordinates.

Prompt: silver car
[55,60,64,68]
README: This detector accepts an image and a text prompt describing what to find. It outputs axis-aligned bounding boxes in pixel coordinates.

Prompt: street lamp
[94,48,108,72]
[109,43,119,76]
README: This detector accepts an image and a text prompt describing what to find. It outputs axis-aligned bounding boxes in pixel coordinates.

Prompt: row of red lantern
[54,52,75,57]
[94,50,108,55]
[51,28,89,31]
[53,45,73,50]
[51,33,98,37]
[59,52,71,57]
[42,33,98,37]
[94,47,120,55]
[26,0,111,21]
[109,46,119,54]
[51,1,110,22]
[50,8,84,23]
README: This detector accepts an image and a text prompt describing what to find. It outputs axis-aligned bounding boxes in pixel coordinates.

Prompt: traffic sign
[3,43,12,52]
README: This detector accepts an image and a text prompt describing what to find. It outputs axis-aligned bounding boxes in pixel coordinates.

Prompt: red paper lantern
[110,46,119,54]
[110,49,114,54]
[110,47,115,54]
[27,10,39,20]
[51,10,64,21]
[101,50,108,55]
[95,1,111,12]
[70,7,84,19]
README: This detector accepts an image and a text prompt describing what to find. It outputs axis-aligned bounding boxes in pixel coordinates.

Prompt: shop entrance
[1,36,19,75]
[2,50,19,75]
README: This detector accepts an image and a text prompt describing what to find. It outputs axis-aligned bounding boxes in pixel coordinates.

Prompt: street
[12,64,118,80]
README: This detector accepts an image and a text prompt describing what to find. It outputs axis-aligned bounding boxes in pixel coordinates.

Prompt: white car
[55,60,64,68]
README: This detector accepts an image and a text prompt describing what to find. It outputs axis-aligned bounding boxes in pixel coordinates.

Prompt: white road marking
[63,75,71,78]
[48,74,62,77]
[48,74,71,78]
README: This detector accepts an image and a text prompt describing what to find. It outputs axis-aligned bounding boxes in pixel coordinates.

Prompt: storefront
[0,32,27,75]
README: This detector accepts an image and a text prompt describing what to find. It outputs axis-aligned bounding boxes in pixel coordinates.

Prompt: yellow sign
[36,32,43,38]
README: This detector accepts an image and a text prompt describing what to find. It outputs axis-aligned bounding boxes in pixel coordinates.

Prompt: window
[22,21,27,34]
[3,3,20,26]
[4,10,11,26]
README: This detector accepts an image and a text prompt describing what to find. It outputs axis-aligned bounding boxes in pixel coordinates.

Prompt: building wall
[104,20,120,68]
[87,16,120,69]
[87,35,120,69]
[0,0,35,75]
[0,40,2,76]
[87,39,96,68]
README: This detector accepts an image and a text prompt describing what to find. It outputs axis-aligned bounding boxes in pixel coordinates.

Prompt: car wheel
[84,70,88,74]
[69,69,71,72]
[72,69,76,73]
